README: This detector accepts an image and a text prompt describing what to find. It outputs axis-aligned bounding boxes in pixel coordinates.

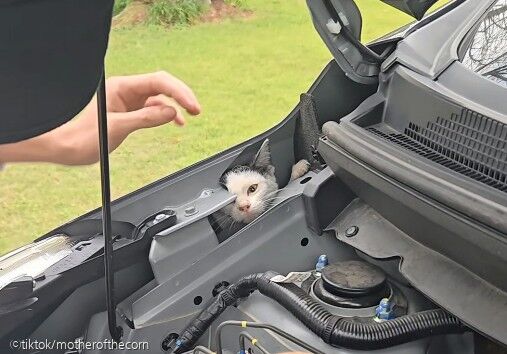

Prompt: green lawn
[0,0,433,255]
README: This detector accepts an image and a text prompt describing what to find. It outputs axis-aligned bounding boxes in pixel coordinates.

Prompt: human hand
[0,71,200,166]
[55,71,201,165]
[102,70,201,132]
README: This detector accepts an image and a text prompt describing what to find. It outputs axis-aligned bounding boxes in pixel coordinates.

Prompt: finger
[118,72,201,115]
[144,94,175,108]
[148,71,201,115]
[144,95,186,126]
[167,105,186,126]
[144,98,186,126]
[154,71,201,115]
[111,105,185,133]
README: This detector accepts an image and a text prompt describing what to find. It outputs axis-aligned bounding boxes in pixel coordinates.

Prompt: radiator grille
[367,109,507,192]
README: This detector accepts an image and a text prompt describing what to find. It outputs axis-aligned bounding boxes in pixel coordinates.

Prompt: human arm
[0,71,200,166]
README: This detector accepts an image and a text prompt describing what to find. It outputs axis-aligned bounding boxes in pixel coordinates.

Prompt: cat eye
[247,184,258,194]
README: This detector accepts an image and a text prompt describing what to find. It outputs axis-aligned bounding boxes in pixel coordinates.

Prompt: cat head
[222,139,278,223]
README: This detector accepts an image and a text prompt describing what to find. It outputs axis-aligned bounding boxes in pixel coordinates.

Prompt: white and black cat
[216,139,309,228]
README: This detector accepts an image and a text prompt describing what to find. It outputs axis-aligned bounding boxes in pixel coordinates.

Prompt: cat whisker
[216,220,230,229]
[264,189,283,197]
[212,214,230,223]
[261,196,290,203]
[210,218,229,227]
[217,219,232,229]
[263,196,289,204]
[229,220,239,232]
[264,186,299,197]
[213,221,229,229]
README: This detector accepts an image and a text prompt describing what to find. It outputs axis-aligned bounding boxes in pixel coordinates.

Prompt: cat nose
[238,203,250,212]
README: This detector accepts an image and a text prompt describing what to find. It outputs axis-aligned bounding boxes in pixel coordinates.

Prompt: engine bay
[21,164,475,354]
[1,54,504,352]
[3,1,507,347]
[1,0,507,352]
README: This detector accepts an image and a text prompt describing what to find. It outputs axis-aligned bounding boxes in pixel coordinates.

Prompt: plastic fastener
[316,254,329,272]
[345,226,359,237]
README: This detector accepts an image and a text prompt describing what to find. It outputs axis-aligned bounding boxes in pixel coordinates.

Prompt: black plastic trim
[323,120,507,234]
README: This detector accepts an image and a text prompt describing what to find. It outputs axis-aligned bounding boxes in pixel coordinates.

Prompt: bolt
[153,214,168,224]
[345,226,359,237]
[316,254,329,272]
[184,205,197,216]
[375,297,395,321]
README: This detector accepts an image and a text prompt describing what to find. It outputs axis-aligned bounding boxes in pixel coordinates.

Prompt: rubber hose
[257,280,464,350]
[169,271,465,353]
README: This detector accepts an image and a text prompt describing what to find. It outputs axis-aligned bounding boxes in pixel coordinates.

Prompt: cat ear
[251,139,273,172]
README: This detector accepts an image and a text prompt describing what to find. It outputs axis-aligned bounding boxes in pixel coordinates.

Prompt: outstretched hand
[0,71,200,166]
[104,71,201,129]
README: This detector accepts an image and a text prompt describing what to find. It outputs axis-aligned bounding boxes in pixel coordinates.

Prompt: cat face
[223,168,278,223]
[222,140,278,223]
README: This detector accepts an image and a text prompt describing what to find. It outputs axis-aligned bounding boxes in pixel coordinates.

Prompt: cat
[216,139,310,227]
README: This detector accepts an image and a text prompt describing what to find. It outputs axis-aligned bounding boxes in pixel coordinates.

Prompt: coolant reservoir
[0,235,74,290]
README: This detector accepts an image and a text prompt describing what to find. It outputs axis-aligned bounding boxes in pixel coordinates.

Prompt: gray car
[0,0,505,353]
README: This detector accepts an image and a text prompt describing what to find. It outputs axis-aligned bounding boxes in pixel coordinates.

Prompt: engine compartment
[3,0,507,352]
[25,152,482,353]
[5,57,506,353]
[74,175,473,354]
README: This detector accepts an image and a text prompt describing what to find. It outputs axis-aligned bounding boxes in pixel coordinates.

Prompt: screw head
[184,205,197,216]
[345,226,359,237]
[153,214,168,224]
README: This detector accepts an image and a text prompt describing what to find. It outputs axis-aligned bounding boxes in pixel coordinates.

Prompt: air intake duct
[167,271,466,353]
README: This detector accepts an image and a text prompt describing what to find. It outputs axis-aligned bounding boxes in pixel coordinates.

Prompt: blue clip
[375,298,395,320]
[316,254,329,272]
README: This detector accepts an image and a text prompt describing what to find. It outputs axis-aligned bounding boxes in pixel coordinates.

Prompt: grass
[149,0,206,26]
[0,0,440,255]
[113,0,131,15]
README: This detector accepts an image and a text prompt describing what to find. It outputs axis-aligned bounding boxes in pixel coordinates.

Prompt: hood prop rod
[97,69,123,341]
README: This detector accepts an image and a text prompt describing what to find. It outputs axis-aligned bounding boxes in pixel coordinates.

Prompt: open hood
[306,0,438,85]
[0,0,114,144]
[381,0,438,19]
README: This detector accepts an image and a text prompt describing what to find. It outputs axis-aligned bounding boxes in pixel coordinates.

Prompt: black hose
[169,271,465,353]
